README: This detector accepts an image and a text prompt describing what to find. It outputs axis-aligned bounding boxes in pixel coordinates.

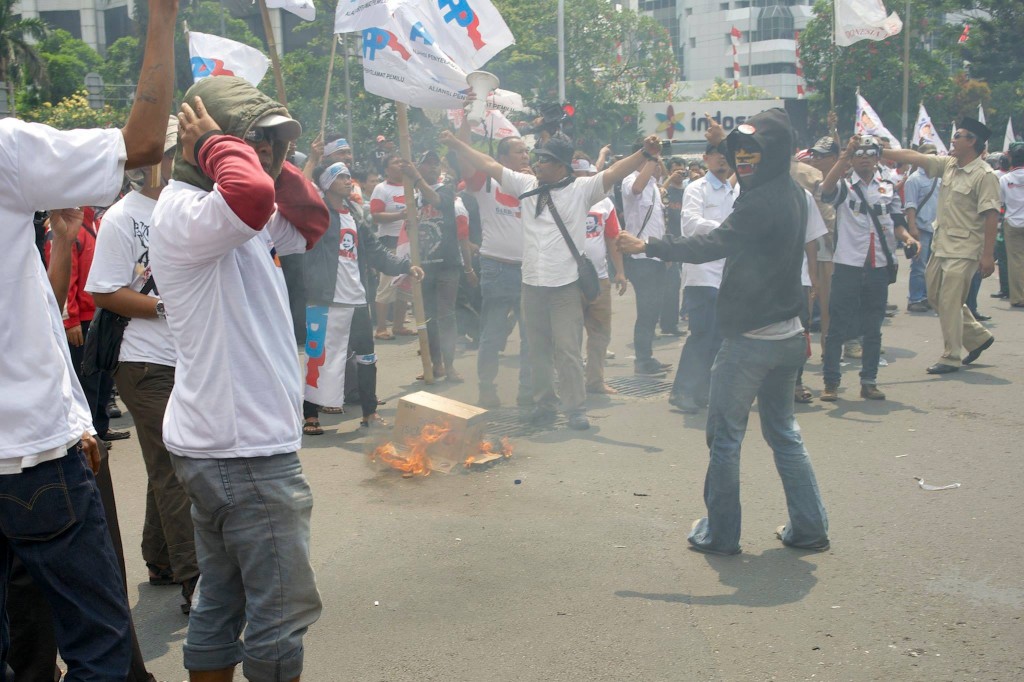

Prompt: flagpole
[395,102,434,383]
[830,0,837,115]
[257,0,288,106]
[900,0,910,146]
[557,0,565,102]
[319,34,338,141]
[343,34,354,151]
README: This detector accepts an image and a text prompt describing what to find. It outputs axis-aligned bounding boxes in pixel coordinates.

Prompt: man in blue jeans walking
[619,108,830,555]
[904,144,940,313]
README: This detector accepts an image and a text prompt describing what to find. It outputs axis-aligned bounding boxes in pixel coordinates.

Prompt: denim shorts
[170,452,322,681]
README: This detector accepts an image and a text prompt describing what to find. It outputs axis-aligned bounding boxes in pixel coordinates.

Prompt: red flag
[958,24,969,44]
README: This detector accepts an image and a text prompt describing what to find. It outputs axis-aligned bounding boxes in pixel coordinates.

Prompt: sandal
[320,406,345,414]
[794,385,814,404]
[147,563,175,586]
[303,420,324,436]
[393,327,418,336]
[360,413,388,427]
[374,331,395,340]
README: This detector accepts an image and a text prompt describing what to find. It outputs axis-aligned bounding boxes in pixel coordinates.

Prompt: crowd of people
[4,0,1023,676]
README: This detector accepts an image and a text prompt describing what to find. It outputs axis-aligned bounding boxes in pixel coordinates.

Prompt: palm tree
[0,0,47,116]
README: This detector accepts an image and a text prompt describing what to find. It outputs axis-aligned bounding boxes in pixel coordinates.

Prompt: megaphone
[466,70,499,123]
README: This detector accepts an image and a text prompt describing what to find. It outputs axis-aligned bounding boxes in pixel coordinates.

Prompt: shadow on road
[614,548,819,607]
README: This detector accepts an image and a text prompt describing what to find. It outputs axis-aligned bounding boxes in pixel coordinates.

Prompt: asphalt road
[111,268,1023,681]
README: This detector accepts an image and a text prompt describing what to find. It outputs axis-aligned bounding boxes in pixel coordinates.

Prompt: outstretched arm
[601,135,662,193]
[440,130,504,184]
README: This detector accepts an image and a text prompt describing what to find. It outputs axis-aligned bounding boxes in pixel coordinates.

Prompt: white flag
[266,0,315,21]
[188,31,270,87]
[950,120,956,148]
[911,103,948,155]
[977,103,986,125]
[392,0,515,71]
[854,92,901,149]
[360,6,472,109]
[1005,118,1016,152]
[835,0,902,47]
[335,0,393,33]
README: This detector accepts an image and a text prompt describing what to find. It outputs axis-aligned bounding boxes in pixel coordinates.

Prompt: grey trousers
[521,281,587,415]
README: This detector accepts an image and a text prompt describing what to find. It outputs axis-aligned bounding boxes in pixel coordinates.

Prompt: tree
[23,29,103,107]
[702,79,775,102]
[0,0,47,114]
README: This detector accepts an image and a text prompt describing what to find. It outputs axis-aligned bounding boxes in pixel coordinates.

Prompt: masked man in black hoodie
[618,109,829,556]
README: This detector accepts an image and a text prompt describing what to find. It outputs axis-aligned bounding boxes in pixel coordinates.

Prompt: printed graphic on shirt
[585,213,601,238]
[305,305,328,388]
[132,217,150,267]
[339,227,358,260]
[494,186,521,218]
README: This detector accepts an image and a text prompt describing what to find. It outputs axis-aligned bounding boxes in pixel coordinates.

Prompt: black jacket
[304,200,410,305]
[645,108,807,337]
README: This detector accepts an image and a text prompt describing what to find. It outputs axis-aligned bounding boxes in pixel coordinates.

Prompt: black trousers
[67,319,113,437]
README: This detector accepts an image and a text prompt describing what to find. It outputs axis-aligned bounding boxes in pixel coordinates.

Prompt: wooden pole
[319,34,339,141]
[396,102,434,383]
[900,0,911,146]
[257,0,288,106]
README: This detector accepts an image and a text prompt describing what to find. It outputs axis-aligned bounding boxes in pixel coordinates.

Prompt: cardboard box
[394,392,489,473]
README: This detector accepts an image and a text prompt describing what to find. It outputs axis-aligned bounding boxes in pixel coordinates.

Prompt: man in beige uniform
[882,117,1001,374]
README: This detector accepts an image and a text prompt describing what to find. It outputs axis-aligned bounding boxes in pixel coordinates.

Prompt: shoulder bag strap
[851,182,895,269]
[918,178,939,207]
[544,195,585,264]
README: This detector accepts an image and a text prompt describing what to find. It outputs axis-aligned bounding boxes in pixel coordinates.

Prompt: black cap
[1009,142,1024,165]
[705,141,727,156]
[533,137,574,168]
[958,116,991,143]
[810,135,839,156]
[417,149,441,165]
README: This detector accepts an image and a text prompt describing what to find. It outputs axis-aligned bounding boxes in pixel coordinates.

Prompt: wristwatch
[155,299,167,320]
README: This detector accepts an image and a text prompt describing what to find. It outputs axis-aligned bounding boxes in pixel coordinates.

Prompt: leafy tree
[100,36,141,86]
[23,29,103,107]
[701,78,775,102]
[0,0,47,114]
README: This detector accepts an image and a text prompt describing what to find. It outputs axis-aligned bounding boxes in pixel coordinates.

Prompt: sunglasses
[534,156,556,165]
[854,148,879,158]
[953,131,976,140]
[244,127,276,144]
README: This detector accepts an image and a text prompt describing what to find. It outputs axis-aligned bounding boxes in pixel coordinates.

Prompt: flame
[465,437,515,467]
[371,422,451,477]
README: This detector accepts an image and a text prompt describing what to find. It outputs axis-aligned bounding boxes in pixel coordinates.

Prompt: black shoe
[885,303,898,312]
[100,429,131,441]
[180,575,199,615]
[907,301,930,313]
[660,328,685,336]
[567,413,590,430]
[478,389,501,409]
[528,409,557,427]
[973,313,992,322]
[668,395,700,414]
[634,362,667,377]
[962,336,994,365]
[926,363,959,375]
[990,291,1009,299]
[105,400,122,419]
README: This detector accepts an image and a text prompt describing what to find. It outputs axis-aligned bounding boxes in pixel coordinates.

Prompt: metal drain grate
[483,406,567,438]
[605,376,673,399]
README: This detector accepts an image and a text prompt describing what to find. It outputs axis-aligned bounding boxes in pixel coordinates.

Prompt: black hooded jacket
[645,108,807,337]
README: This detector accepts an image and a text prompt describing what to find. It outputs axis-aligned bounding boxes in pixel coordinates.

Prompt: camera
[660,139,672,154]
[902,240,919,259]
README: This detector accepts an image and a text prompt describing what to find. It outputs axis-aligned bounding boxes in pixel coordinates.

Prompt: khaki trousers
[1003,225,1024,305]
[925,256,993,365]
[583,278,613,390]
[114,361,199,583]
[521,281,586,415]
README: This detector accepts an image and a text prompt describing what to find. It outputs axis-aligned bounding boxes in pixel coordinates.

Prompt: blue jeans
[671,286,721,401]
[0,449,132,681]
[170,453,322,680]
[823,264,889,387]
[688,335,829,554]
[908,229,933,304]
[477,258,530,396]
[623,258,665,364]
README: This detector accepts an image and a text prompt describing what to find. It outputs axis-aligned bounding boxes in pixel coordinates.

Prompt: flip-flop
[794,386,814,403]
[320,406,345,414]
[360,414,388,427]
[394,328,418,336]
[303,420,324,436]
[374,331,395,340]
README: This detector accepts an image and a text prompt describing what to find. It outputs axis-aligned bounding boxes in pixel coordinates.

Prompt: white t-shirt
[150,180,309,459]
[620,172,666,261]
[369,181,407,238]
[826,171,903,269]
[467,171,523,262]
[0,120,125,468]
[999,168,1024,228]
[681,173,735,288]
[584,198,619,280]
[333,207,365,304]
[499,169,608,287]
[85,191,177,367]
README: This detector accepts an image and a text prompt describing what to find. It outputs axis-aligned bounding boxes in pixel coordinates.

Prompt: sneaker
[100,429,131,441]
[668,394,700,414]
[528,409,557,427]
[634,361,667,377]
[105,399,122,419]
[885,303,898,312]
[478,388,501,409]
[567,413,590,430]
[605,349,616,360]
[907,301,929,313]
[860,384,886,400]
[843,344,863,360]
[820,384,839,402]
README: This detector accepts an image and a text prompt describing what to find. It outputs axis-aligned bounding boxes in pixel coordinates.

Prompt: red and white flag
[1004,118,1016,152]
[834,0,902,47]
[730,27,741,89]
[912,103,948,155]
[958,24,970,44]
[188,31,269,87]
[855,91,901,148]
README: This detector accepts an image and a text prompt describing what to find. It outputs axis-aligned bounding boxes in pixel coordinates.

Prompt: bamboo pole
[319,34,339,141]
[257,0,288,106]
[396,102,433,383]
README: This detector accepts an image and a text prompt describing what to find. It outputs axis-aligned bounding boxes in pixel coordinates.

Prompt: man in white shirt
[820,136,918,401]
[151,76,328,681]
[0,0,177,676]
[620,146,671,376]
[669,142,735,413]
[86,116,199,616]
[999,143,1024,307]
[441,131,665,430]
